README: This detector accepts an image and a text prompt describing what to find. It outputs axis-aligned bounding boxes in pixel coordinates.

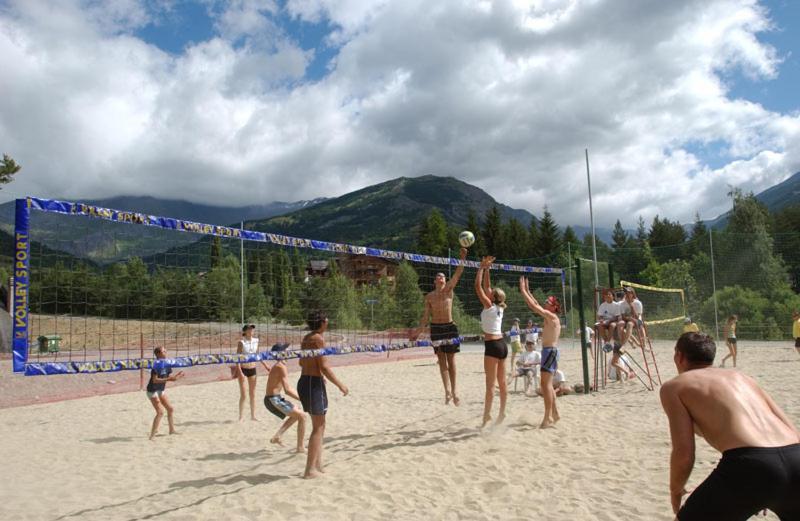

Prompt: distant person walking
[720,315,738,368]
[411,247,467,406]
[660,332,800,519]
[793,311,800,357]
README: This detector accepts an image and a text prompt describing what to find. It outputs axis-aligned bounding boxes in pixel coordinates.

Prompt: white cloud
[1,0,799,229]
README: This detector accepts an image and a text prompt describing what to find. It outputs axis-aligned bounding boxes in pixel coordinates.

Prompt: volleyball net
[12,197,564,375]
[619,279,686,338]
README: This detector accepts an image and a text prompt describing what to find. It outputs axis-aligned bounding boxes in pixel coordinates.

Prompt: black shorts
[241,367,256,378]
[484,339,508,359]
[795,337,800,348]
[298,375,328,416]
[678,444,800,521]
[430,322,460,354]
[727,337,738,345]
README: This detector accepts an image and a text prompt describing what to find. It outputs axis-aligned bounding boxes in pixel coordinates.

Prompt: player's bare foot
[539,420,555,429]
[270,436,285,447]
[495,413,506,425]
[552,411,560,423]
[303,470,323,479]
[445,391,452,405]
[169,430,179,435]
[481,414,492,428]
[452,395,461,406]
[315,465,325,474]
[251,417,259,422]
[295,447,305,454]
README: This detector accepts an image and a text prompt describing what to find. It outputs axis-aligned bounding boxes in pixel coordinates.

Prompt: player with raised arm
[475,255,508,427]
[519,277,562,428]
[411,247,468,406]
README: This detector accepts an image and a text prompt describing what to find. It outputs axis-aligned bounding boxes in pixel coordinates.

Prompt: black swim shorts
[678,444,800,521]
[484,338,508,360]
[430,322,460,354]
[241,367,257,378]
[298,375,328,416]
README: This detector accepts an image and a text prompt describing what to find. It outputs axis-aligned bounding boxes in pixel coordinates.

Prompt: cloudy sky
[1,0,798,227]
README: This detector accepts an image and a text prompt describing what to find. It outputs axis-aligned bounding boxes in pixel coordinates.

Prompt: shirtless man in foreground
[660,332,800,520]
[411,247,467,405]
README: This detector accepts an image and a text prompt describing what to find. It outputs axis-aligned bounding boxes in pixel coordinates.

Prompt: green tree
[417,209,448,256]
[526,217,540,259]
[465,209,486,257]
[244,283,270,321]
[0,154,21,187]
[394,262,424,327]
[210,236,222,269]
[648,215,686,262]
[501,217,528,260]
[772,205,800,291]
[536,206,561,259]
[482,206,503,255]
[203,254,241,320]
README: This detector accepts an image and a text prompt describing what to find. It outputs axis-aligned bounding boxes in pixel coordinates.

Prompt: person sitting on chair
[514,340,541,395]
[617,287,644,348]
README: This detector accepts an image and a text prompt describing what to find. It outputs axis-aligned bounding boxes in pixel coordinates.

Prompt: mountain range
[1,171,798,263]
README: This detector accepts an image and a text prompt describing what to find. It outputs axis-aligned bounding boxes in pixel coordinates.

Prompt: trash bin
[37,335,61,353]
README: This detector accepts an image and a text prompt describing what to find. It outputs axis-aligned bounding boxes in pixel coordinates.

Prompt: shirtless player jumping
[411,247,467,405]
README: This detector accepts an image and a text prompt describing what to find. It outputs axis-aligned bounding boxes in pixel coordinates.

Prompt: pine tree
[210,236,221,269]
[526,217,540,258]
[482,206,503,255]
[417,209,448,256]
[536,206,561,260]
[611,220,628,249]
[501,217,528,259]
[465,209,486,257]
[0,153,21,187]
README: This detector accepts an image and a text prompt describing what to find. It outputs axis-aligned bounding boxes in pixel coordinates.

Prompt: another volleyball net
[619,280,686,339]
[11,197,565,375]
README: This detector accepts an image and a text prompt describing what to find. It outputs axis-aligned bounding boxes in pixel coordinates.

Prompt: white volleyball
[458,230,475,248]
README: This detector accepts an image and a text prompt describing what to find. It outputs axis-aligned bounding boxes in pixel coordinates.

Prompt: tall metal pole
[709,229,720,340]
[576,258,590,394]
[567,242,575,346]
[585,149,601,305]
[240,221,245,325]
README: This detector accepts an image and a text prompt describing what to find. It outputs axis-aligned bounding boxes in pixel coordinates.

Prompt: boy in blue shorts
[519,277,562,428]
[263,343,306,453]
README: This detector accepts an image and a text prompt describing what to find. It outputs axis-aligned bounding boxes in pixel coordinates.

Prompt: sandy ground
[0,340,797,521]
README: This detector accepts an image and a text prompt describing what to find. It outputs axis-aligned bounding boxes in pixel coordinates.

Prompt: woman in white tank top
[236,324,261,421]
[475,255,509,428]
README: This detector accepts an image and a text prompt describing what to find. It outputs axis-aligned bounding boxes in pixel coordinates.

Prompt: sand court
[0,340,796,520]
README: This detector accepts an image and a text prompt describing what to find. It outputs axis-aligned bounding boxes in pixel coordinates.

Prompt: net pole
[709,229,720,339]
[561,271,569,345]
[576,258,590,393]
[240,221,245,325]
[567,242,575,347]
[585,149,601,307]
[139,332,144,391]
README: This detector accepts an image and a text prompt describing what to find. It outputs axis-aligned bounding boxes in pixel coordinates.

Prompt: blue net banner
[25,196,562,274]
[22,337,482,376]
[12,198,31,372]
